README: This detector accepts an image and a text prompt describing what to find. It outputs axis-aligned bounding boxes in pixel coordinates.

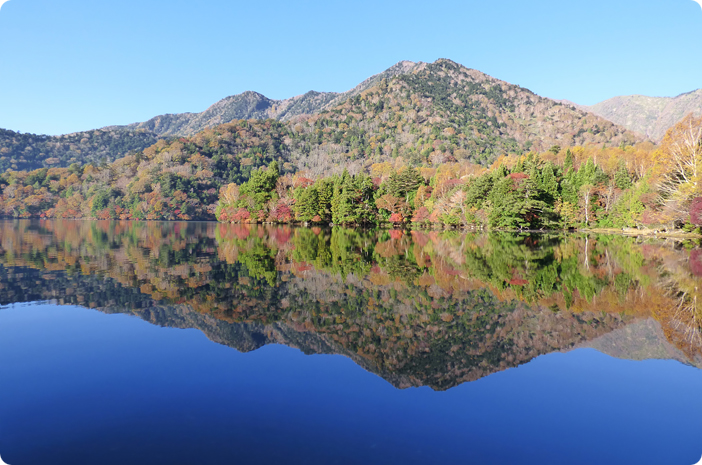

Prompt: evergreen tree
[315,178,334,221]
[538,162,559,202]
[576,158,597,186]
[465,173,494,209]
[352,173,378,224]
[332,175,356,224]
[491,165,508,182]
[239,161,280,212]
[614,161,632,190]
[488,175,551,229]
[294,187,319,222]
[564,149,574,174]
[386,167,424,199]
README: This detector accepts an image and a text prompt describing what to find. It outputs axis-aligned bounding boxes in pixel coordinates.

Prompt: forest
[0,127,158,172]
[1,112,700,232]
[217,114,702,231]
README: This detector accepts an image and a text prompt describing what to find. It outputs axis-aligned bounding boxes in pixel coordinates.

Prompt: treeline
[216,115,702,231]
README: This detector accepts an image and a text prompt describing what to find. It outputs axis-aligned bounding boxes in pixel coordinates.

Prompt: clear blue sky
[0,0,701,135]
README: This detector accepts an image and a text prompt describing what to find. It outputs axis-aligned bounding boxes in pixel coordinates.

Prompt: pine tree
[331,175,356,224]
[614,161,632,190]
[315,178,334,221]
[488,175,551,229]
[294,187,319,222]
[539,163,559,201]
[352,173,378,224]
[386,167,423,199]
[577,158,597,186]
[491,165,508,182]
[564,149,574,174]
[465,173,494,209]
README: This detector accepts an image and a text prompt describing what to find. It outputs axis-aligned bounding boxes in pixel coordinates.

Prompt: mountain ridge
[576,89,702,141]
[111,60,424,138]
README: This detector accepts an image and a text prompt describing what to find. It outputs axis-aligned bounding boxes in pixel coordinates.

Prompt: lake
[0,220,701,464]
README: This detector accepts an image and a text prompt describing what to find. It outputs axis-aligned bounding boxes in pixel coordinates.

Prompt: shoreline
[4,217,701,241]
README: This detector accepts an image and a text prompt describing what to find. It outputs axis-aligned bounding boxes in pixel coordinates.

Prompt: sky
[0,0,701,135]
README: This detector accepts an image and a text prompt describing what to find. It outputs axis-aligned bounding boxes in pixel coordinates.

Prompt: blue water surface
[0,304,701,465]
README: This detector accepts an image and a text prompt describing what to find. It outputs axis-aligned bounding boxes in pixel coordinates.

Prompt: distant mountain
[579,89,702,142]
[115,60,422,138]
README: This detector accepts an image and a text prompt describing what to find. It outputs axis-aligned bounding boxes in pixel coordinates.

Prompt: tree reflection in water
[1,219,701,389]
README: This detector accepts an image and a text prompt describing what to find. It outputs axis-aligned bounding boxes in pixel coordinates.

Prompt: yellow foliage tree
[656,113,702,222]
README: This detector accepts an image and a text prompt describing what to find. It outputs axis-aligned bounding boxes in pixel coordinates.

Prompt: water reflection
[1,219,701,389]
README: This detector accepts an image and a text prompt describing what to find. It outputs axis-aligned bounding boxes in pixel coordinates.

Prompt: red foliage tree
[389,229,404,240]
[271,204,293,223]
[690,197,702,226]
[412,207,430,223]
[231,208,251,222]
[388,212,404,224]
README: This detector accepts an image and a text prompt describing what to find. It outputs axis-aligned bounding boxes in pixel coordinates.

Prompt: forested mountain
[0,127,158,172]
[579,89,702,142]
[0,59,641,176]
[293,59,640,171]
[119,58,641,150]
[115,60,422,138]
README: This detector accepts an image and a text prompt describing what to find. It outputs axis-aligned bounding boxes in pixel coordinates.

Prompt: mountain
[115,60,422,138]
[299,59,640,167]
[579,89,702,142]
[121,58,642,154]
[0,127,158,172]
[0,59,650,221]
[1,59,642,174]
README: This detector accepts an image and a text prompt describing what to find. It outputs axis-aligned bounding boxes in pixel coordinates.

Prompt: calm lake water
[1,220,701,464]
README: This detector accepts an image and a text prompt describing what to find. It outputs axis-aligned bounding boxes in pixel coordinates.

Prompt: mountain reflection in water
[1,219,701,390]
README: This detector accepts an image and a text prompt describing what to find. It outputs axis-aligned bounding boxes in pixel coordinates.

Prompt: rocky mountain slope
[114,60,422,138]
[580,89,702,142]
